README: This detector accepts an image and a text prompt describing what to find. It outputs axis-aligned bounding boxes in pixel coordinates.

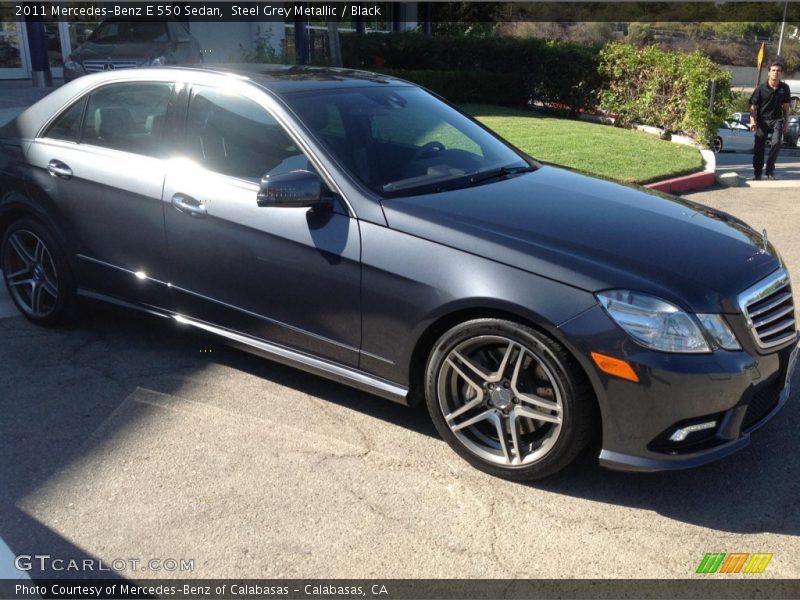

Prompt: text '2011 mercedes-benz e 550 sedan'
[0,67,797,480]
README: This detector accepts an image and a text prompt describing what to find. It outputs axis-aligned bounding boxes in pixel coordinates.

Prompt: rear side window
[80,82,174,157]
[184,86,311,181]
[43,99,85,142]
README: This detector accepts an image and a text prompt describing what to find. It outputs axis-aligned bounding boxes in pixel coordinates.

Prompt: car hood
[74,42,170,62]
[381,166,780,313]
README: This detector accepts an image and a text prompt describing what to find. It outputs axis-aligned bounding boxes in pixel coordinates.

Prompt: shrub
[599,42,734,145]
[377,69,525,106]
[341,32,604,112]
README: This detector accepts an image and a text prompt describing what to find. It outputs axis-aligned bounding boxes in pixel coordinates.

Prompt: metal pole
[708,80,717,120]
[24,6,52,88]
[778,0,789,56]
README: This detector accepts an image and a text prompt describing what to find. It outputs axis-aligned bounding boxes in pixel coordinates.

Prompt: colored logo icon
[696,553,773,574]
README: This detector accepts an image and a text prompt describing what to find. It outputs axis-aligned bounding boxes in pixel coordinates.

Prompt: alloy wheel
[3,229,60,319]
[437,334,564,467]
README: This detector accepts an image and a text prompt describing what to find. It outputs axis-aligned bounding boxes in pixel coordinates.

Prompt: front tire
[713,136,723,154]
[424,319,595,481]
[1,218,75,326]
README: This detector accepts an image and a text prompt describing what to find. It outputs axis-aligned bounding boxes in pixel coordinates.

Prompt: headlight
[150,56,167,66]
[63,59,84,72]
[597,290,711,353]
[696,314,741,350]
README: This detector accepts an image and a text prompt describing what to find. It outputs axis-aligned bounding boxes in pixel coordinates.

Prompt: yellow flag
[757,42,766,69]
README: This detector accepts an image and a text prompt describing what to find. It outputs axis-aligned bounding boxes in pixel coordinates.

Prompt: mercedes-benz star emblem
[103,63,115,71]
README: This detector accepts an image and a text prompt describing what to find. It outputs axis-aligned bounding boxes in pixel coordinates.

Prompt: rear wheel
[424,319,595,480]
[713,136,723,154]
[1,218,74,325]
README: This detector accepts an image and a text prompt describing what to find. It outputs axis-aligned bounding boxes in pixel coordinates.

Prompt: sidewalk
[0,79,63,126]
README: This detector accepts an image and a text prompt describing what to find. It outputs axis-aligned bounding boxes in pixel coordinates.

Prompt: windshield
[284,86,533,197]
[88,21,169,44]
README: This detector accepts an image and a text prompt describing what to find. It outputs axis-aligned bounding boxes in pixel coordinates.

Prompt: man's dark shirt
[750,81,791,122]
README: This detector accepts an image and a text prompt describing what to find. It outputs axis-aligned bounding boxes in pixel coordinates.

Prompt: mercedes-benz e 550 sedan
[1,67,797,480]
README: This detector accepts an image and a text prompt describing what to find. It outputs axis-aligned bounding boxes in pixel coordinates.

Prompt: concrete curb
[645,147,717,194]
[632,125,717,193]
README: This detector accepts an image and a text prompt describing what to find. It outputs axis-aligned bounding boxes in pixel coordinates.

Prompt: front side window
[185,87,311,182]
[285,86,531,197]
[80,82,174,157]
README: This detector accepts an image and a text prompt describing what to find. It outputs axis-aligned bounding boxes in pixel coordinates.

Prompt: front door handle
[171,193,207,217]
[47,160,72,179]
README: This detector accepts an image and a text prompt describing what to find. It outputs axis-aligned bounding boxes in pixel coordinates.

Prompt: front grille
[739,268,796,349]
[742,381,781,431]
[84,60,140,73]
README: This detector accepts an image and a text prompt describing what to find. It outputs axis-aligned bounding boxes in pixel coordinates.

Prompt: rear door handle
[47,160,72,179]
[171,193,207,217]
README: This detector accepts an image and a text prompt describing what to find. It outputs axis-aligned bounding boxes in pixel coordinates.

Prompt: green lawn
[462,105,703,185]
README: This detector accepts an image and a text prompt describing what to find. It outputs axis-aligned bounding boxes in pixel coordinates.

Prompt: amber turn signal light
[590,352,640,383]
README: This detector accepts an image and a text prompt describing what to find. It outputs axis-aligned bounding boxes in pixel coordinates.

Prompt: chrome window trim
[738,268,796,350]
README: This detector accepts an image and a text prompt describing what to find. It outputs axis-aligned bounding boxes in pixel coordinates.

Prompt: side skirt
[78,289,410,405]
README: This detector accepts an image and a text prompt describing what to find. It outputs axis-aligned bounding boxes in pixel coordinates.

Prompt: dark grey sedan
[63,20,202,82]
[0,67,797,480]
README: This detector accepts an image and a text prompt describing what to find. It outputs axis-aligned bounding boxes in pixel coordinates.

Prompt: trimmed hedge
[341,34,732,144]
[376,69,525,106]
[599,43,733,145]
[341,32,604,112]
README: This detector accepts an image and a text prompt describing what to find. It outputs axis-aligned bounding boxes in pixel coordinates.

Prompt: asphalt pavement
[715,146,800,187]
[0,83,798,584]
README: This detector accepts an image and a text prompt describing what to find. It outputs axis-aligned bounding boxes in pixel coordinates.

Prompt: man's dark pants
[753,118,784,177]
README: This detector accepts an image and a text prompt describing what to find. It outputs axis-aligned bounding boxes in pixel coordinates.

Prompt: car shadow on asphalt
[0,303,438,577]
[531,371,800,536]
[0,301,797,565]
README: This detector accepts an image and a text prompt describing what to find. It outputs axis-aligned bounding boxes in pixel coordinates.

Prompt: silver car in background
[714,119,754,153]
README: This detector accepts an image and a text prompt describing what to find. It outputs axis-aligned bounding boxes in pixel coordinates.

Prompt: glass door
[0,21,30,79]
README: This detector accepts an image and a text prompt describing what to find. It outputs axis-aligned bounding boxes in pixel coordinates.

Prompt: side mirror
[257,170,333,210]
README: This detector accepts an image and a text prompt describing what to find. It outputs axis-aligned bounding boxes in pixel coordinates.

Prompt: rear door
[26,80,177,306]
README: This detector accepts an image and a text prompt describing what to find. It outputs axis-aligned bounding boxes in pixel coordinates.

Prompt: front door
[163,85,362,366]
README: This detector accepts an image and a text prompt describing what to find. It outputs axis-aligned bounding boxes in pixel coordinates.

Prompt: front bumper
[559,305,798,473]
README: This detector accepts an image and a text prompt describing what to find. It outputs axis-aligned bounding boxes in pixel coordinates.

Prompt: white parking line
[0,536,31,580]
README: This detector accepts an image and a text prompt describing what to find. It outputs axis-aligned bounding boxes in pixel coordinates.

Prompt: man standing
[750,59,791,180]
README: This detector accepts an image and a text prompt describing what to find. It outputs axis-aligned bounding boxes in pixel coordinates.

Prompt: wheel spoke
[445,357,485,399]
[494,341,517,382]
[494,412,513,464]
[516,404,561,425]
[451,408,497,432]
[511,349,561,412]
[451,350,494,383]
[7,275,34,290]
[34,239,47,264]
[41,276,58,299]
[445,396,484,424]
[516,391,560,412]
[506,411,523,465]
[8,233,35,266]
[6,266,31,284]
[30,280,45,314]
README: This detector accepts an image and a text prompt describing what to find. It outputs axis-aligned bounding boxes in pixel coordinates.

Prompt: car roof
[191,64,415,94]
[5,66,414,139]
